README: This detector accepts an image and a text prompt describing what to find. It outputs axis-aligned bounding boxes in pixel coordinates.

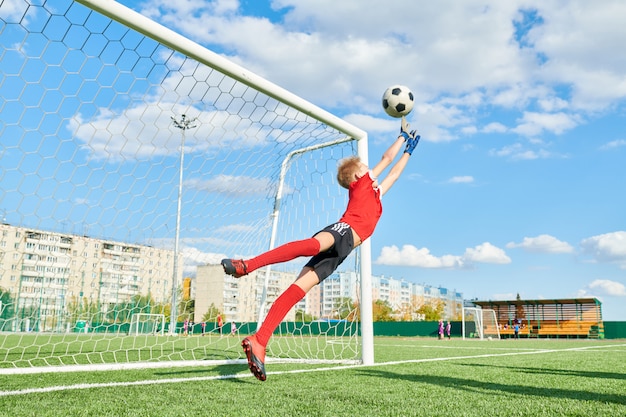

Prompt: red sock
[255,284,306,347]
[246,238,320,273]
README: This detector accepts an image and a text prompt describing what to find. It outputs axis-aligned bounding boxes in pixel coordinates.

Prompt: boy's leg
[245,239,320,273]
[222,231,335,277]
[255,284,305,347]
[222,238,319,277]
[241,269,318,381]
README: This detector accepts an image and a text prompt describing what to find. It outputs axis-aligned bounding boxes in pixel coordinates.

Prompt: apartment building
[0,222,464,330]
[194,266,463,322]
[195,264,297,323]
[0,223,179,331]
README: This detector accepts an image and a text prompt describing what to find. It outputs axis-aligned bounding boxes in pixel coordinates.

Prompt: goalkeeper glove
[399,116,411,141]
[404,131,420,155]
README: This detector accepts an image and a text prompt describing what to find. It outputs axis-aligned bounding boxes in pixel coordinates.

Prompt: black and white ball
[382,85,414,118]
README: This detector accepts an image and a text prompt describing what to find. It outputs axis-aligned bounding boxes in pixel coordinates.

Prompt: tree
[0,288,15,330]
[201,303,222,322]
[372,299,395,322]
[334,297,356,320]
[346,301,360,322]
[515,293,525,321]
[417,300,445,321]
[180,298,195,321]
[396,296,424,321]
[169,286,194,322]
[295,309,314,322]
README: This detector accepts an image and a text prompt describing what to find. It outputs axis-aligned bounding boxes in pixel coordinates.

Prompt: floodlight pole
[169,114,197,336]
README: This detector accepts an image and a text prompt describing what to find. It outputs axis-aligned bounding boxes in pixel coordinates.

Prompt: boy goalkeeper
[222,117,420,381]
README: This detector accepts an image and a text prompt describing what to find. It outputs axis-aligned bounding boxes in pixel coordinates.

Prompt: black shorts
[304,222,354,282]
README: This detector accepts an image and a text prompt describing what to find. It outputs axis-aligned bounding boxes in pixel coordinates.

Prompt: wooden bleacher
[472,298,604,339]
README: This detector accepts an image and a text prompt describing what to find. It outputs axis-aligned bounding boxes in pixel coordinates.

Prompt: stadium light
[169,114,198,335]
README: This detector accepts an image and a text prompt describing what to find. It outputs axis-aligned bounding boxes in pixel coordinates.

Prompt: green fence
[373,321,450,337]
[371,321,626,339]
[282,321,624,339]
[602,321,626,339]
[30,319,626,339]
[208,321,626,339]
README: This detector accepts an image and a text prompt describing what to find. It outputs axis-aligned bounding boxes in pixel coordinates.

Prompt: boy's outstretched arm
[371,117,412,178]
[378,122,420,197]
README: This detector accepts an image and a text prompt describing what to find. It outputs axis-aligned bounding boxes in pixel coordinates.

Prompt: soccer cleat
[241,335,267,381]
[221,258,248,278]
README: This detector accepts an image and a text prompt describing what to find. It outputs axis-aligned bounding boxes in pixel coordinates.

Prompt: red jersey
[339,171,382,241]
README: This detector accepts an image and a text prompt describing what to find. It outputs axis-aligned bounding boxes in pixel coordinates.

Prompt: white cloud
[69,104,222,162]
[375,242,510,268]
[410,102,474,143]
[588,279,626,297]
[1,0,30,22]
[527,1,626,110]
[185,175,273,197]
[181,246,225,276]
[537,96,569,112]
[580,231,626,267]
[375,245,464,269]
[448,176,474,184]
[488,142,567,160]
[461,126,478,135]
[343,114,400,145]
[599,139,626,150]
[491,292,518,300]
[489,143,523,158]
[506,234,574,254]
[463,242,511,264]
[482,122,507,133]
[512,111,580,137]
[133,0,626,143]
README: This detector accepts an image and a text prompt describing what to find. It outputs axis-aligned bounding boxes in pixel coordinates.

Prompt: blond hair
[336,156,362,189]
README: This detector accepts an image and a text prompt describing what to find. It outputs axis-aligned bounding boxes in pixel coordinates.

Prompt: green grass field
[1,337,625,416]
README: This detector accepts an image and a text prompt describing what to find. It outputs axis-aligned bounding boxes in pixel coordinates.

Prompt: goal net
[129,313,165,336]
[0,0,371,374]
[462,307,500,340]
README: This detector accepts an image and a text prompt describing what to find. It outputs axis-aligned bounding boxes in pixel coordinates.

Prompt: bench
[534,321,599,338]
[496,320,603,339]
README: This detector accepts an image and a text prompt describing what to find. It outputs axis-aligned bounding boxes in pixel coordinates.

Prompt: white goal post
[129,313,166,336]
[462,307,500,340]
[0,0,373,374]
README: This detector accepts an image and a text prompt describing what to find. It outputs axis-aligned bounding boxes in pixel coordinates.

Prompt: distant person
[217,315,224,335]
[438,320,444,340]
[514,323,520,339]
[230,322,237,336]
[446,321,451,340]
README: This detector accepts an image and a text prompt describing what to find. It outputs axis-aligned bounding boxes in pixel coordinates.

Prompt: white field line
[0,343,624,397]
[414,345,546,351]
[0,359,244,375]
[0,358,355,376]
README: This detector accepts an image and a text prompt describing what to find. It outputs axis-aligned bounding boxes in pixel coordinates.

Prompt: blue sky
[3,0,625,320]
[116,0,626,317]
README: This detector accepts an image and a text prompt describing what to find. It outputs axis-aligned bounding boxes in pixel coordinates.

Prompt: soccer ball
[382,85,414,118]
